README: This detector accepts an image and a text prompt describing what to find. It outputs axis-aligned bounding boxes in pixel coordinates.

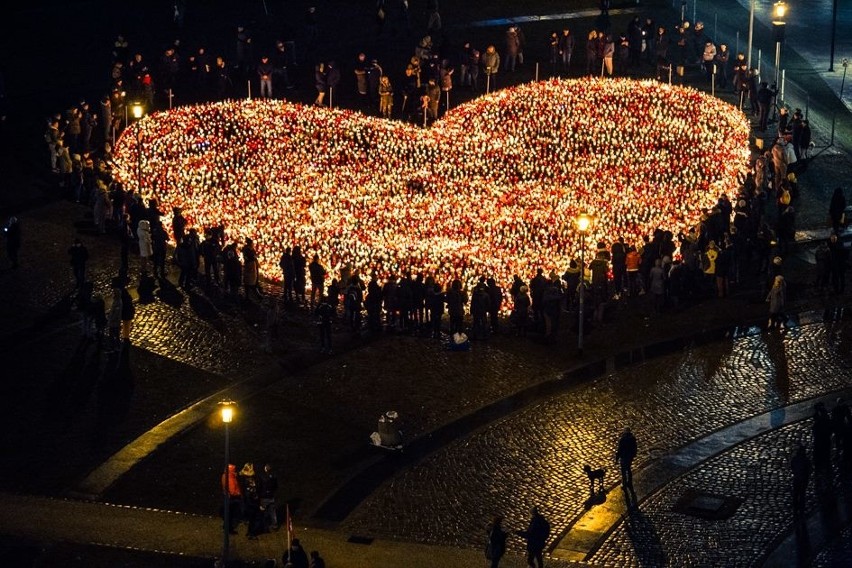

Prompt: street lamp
[219,400,236,565]
[829,0,838,71]
[576,213,592,354]
[746,0,755,70]
[136,129,144,193]
[772,1,787,90]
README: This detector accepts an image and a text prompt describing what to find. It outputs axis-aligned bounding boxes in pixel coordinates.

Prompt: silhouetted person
[813,403,833,469]
[485,515,508,568]
[314,295,334,354]
[828,187,846,235]
[516,506,550,568]
[309,550,326,568]
[68,237,89,294]
[791,445,810,518]
[615,427,638,489]
[284,537,309,568]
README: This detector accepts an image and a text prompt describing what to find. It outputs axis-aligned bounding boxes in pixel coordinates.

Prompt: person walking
[516,506,550,568]
[118,278,135,344]
[485,514,508,568]
[615,427,638,489]
[766,275,786,330]
[791,444,810,519]
[68,238,89,295]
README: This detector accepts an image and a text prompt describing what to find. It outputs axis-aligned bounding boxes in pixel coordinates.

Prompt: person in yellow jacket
[703,240,719,295]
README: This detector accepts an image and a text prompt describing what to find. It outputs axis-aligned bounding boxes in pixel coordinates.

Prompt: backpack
[346,287,358,309]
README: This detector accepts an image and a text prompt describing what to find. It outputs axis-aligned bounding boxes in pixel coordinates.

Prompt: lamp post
[135,130,143,193]
[772,1,787,90]
[576,213,591,354]
[841,59,849,101]
[829,0,838,71]
[220,400,236,565]
[132,102,146,193]
[746,0,755,70]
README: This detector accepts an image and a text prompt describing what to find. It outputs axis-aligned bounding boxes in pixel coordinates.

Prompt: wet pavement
[340,318,852,553]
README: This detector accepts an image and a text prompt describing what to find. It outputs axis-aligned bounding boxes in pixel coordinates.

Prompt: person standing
[292,245,307,304]
[279,246,295,302]
[238,462,262,538]
[757,82,775,132]
[315,295,335,354]
[828,233,848,295]
[221,463,242,535]
[559,28,575,74]
[714,44,730,90]
[107,283,123,352]
[309,550,326,568]
[615,427,638,489]
[344,277,364,332]
[242,237,261,300]
[136,219,153,276]
[766,275,786,330]
[828,187,847,235]
[485,515,508,568]
[68,238,89,294]
[258,463,279,531]
[308,253,327,307]
[215,56,233,100]
[504,27,520,73]
[257,55,274,99]
[285,538,309,568]
[379,75,393,118]
[516,506,550,568]
[791,445,810,519]
[482,45,500,92]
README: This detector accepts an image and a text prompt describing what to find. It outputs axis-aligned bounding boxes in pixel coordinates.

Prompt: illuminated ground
[113,79,750,295]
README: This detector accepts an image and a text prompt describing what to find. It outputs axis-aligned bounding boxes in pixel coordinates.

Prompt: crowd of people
[16,0,846,347]
[221,461,325,567]
[105,79,748,316]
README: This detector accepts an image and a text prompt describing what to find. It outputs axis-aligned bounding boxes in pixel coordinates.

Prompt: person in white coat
[137,219,153,275]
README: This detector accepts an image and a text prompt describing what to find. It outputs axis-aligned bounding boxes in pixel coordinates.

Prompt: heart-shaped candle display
[113,78,749,295]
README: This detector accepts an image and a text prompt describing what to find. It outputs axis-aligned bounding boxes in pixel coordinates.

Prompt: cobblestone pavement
[594,419,852,567]
[2,0,852,564]
[341,321,852,555]
[812,525,852,568]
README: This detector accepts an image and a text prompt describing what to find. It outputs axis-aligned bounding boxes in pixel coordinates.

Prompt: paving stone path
[341,321,852,559]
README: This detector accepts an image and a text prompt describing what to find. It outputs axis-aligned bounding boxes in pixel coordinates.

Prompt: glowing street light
[576,213,592,354]
[771,1,787,92]
[131,102,145,119]
[219,400,236,564]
